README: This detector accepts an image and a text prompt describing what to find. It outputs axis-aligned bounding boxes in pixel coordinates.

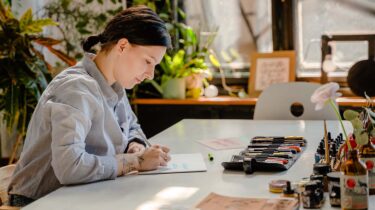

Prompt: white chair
[253,82,338,120]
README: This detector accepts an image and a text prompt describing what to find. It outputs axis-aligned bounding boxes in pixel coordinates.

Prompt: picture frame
[248,50,296,97]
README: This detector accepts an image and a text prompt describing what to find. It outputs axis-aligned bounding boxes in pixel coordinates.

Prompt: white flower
[311,82,342,110]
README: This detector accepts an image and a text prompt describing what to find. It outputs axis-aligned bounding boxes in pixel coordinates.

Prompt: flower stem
[329,99,352,150]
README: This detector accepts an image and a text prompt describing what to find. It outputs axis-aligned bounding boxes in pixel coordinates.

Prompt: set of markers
[244,136,306,165]
[222,136,306,174]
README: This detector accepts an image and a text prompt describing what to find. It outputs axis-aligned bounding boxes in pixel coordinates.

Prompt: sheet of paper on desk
[195,193,299,210]
[196,138,245,150]
[138,153,207,175]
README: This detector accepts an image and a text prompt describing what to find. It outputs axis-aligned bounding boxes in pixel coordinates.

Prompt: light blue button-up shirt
[8,53,146,199]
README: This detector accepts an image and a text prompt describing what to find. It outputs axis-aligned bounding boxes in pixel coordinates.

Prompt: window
[184,0,273,73]
[296,0,375,77]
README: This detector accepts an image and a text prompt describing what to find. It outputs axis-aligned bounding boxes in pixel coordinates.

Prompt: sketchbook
[138,153,207,175]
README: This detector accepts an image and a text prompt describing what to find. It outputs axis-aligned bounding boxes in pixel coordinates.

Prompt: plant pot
[162,78,186,99]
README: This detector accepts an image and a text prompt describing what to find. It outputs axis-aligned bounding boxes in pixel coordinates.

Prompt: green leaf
[95,13,107,23]
[77,28,91,35]
[185,27,197,47]
[133,0,148,5]
[19,8,33,30]
[209,54,221,68]
[145,79,163,95]
[170,50,185,75]
[107,6,123,16]
[22,18,58,35]
[147,2,156,12]
[371,129,375,137]
[343,109,360,121]
[97,0,104,5]
[354,130,369,145]
[164,22,173,31]
[160,54,173,75]
[61,0,71,9]
[221,50,233,63]
[159,60,169,75]
[229,48,240,59]
[165,0,171,10]
[351,118,364,130]
[159,13,169,20]
[161,75,173,86]
[75,21,87,28]
[178,8,186,20]
[86,0,94,3]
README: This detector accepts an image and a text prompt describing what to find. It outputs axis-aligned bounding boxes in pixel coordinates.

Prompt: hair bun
[82,35,101,52]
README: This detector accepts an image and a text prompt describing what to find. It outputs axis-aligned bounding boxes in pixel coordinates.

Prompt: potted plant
[0,1,75,164]
[130,0,217,99]
[149,22,215,99]
[157,48,211,99]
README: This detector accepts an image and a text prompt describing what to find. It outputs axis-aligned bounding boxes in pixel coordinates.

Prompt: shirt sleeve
[123,96,147,148]
[48,76,117,185]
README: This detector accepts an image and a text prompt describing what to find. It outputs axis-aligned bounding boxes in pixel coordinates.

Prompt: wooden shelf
[132,96,257,106]
[336,97,374,107]
[132,96,373,107]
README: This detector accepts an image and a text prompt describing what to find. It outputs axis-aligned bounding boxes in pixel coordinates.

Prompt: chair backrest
[253,82,338,120]
[0,164,16,205]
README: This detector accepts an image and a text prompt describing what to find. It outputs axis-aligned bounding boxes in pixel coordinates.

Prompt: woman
[7,6,172,207]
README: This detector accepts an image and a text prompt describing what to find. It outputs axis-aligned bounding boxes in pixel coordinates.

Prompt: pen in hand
[136,129,152,147]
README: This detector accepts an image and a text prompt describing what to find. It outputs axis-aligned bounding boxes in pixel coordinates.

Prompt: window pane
[296,0,375,76]
[185,0,272,70]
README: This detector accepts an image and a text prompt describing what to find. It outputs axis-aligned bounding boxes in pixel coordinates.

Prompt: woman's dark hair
[347,59,375,97]
[82,5,171,52]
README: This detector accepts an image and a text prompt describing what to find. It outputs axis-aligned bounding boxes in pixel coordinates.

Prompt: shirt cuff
[100,155,118,180]
[124,138,147,153]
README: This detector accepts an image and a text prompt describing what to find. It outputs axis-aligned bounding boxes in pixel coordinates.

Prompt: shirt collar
[81,53,125,105]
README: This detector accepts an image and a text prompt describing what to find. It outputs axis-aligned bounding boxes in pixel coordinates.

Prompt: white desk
[23,119,374,210]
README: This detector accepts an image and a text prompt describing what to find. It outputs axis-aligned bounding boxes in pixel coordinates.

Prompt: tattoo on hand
[122,155,140,175]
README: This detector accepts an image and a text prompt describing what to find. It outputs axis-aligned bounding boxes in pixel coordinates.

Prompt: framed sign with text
[248,51,296,97]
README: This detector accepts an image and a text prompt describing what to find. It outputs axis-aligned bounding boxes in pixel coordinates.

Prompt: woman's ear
[116,38,130,53]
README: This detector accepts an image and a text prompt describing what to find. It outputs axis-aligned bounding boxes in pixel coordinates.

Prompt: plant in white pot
[149,23,215,99]
[159,49,211,99]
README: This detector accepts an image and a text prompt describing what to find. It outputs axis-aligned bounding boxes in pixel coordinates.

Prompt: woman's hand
[127,141,146,154]
[138,144,171,171]
[116,144,171,176]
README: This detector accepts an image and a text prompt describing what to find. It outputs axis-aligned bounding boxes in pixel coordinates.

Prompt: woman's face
[112,38,166,89]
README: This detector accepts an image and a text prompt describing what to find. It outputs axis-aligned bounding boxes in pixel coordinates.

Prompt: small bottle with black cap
[313,162,331,192]
[315,141,325,163]
[282,181,299,199]
[302,181,323,209]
